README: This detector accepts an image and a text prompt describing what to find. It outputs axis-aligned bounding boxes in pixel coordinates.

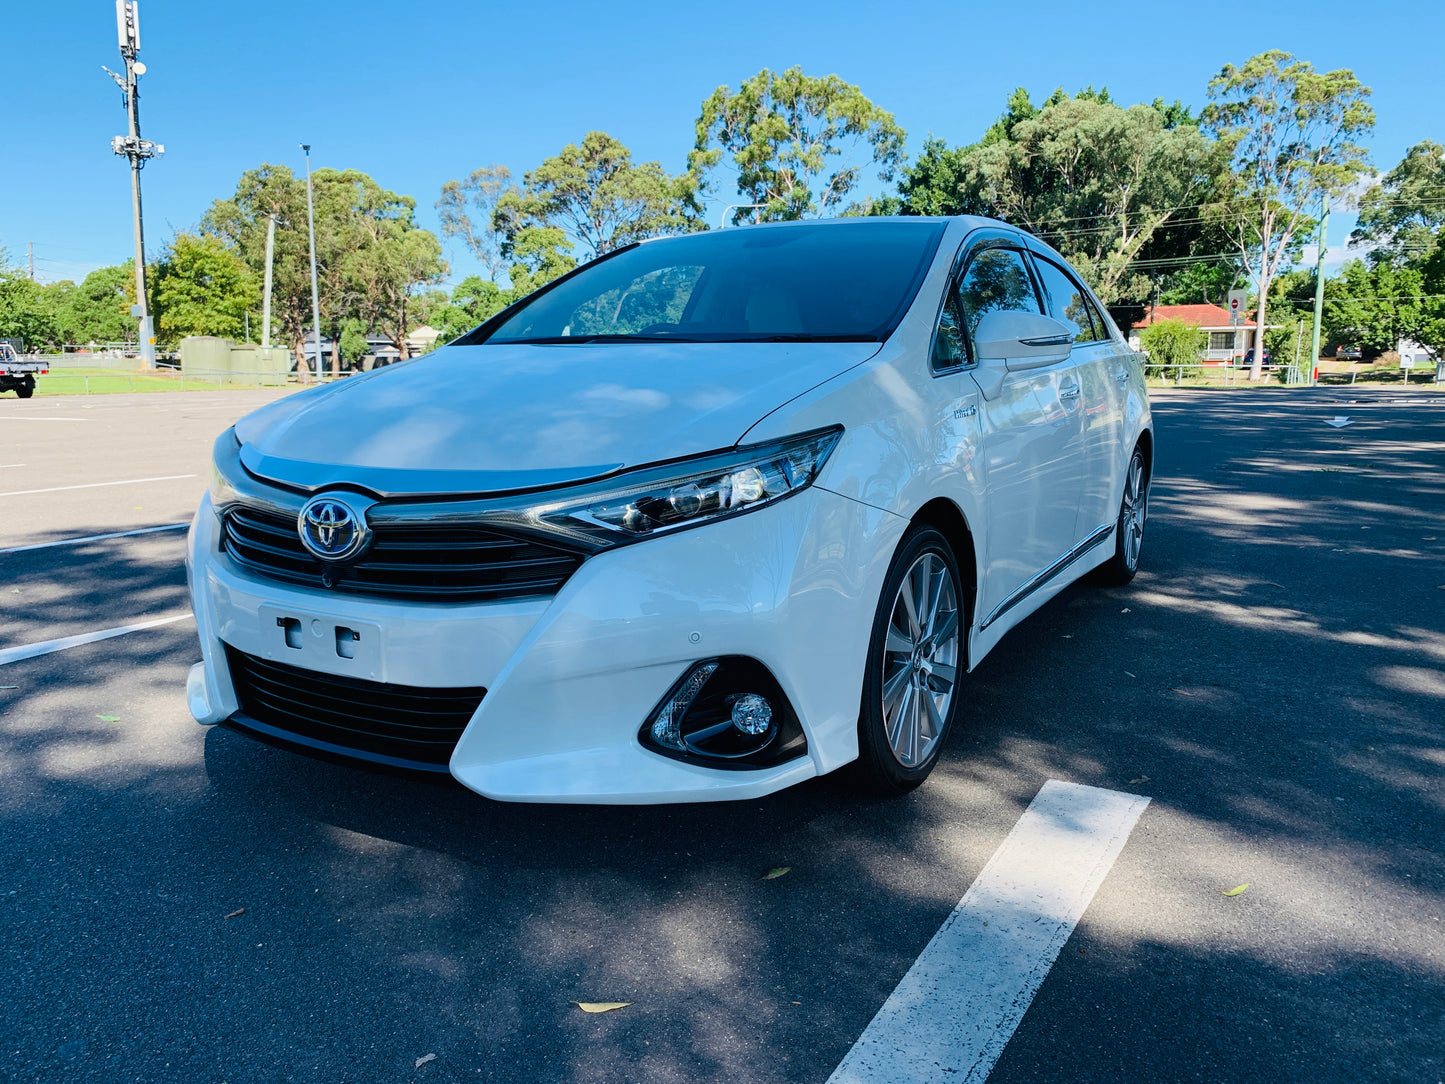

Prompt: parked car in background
[0,342,47,398]
[1243,347,1271,367]
[1337,344,1363,361]
[187,216,1154,803]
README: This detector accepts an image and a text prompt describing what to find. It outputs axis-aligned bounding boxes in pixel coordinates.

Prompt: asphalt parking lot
[1,387,1442,1083]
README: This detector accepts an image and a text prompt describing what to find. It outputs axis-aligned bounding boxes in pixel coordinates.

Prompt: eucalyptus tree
[1203,50,1374,379]
[893,91,1226,304]
[436,165,515,280]
[1350,140,1445,265]
[692,67,905,222]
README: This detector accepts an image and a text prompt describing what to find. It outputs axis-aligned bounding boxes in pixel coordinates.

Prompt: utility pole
[261,215,276,349]
[27,243,34,281]
[104,1,163,370]
[301,144,321,383]
[1309,197,1330,388]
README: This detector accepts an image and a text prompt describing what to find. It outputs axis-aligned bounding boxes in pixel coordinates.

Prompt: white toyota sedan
[187,216,1152,803]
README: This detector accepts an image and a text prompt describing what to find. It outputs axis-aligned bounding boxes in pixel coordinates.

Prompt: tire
[1094,445,1148,586]
[855,525,965,794]
[16,379,34,399]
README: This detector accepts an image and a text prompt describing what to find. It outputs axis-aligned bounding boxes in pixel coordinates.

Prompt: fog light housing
[641,657,806,770]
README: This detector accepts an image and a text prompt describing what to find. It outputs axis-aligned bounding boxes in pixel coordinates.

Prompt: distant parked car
[1337,344,1363,361]
[1243,347,1271,367]
[0,342,47,398]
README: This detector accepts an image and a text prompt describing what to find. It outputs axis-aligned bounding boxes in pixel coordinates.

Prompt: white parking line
[0,463,25,468]
[0,416,88,422]
[0,522,190,555]
[0,613,193,666]
[0,473,196,498]
[828,780,1150,1084]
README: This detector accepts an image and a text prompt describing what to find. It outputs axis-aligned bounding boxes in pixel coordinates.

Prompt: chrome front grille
[221,503,585,603]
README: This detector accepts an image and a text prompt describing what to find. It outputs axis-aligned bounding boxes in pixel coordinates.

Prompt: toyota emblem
[297,494,372,562]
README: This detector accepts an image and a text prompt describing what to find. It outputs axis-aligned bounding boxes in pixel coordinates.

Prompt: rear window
[465,221,948,345]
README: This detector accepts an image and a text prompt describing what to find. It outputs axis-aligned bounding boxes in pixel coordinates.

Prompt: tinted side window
[932,288,967,369]
[956,248,1042,347]
[1031,256,1098,343]
[1081,293,1112,341]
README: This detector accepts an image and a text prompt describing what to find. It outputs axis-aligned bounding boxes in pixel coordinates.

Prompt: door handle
[1059,384,1081,401]
[1114,370,1130,383]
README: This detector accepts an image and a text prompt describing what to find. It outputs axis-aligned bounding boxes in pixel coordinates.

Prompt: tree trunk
[398,297,410,361]
[293,335,309,384]
[1251,283,1268,382]
[330,332,340,378]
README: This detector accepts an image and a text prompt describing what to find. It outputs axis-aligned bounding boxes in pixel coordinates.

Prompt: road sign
[1226,290,1247,318]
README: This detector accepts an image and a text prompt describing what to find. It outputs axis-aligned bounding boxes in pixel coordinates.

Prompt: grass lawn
[21,368,300,396]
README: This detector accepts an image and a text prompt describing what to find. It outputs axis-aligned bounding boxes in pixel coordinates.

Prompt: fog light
[641,656,807,770]
[729,693,772,735]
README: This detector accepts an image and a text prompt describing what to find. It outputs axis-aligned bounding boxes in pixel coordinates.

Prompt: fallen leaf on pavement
[1123,671,1136,678]
[1171,689,1194,697]
[0,685,17,691]
[96,714,121,722]
[762,867,790,880]
[1128,776,1151,785]
[415,1053,437,1067]
[224,908,245,919]
[1120,607,1131,613]
[575,1002,630,1014]
[1221,884,1250,897]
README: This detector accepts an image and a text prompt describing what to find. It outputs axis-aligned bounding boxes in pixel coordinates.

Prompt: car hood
[234,341,880,496]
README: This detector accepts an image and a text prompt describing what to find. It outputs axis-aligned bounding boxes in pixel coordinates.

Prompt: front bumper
[187,486,905,803]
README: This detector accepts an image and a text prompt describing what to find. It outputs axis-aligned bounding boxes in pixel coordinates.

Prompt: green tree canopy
[204,163,444,370]
[1203,49,1374,378]
[436,165,515,280]
[1350,140,1445,266]
[494,132,701,261]
[691,67,905,222]
[152,232,259,344]
[55,264,136,344]
[0,250,60,351]
[893,91,1227,304]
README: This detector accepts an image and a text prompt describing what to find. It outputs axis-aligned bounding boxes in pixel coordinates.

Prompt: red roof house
[1128,304,1259,361]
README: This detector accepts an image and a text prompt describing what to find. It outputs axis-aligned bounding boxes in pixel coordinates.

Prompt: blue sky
[5,0,1441,287]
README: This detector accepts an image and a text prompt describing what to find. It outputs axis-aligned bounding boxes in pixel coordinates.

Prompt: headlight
[533,426,842,546]
[209,428,244,509]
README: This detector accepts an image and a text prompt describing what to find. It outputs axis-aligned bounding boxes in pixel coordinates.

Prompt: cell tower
[103,1,164,369]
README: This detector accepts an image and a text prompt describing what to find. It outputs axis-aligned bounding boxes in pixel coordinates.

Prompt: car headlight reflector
[538,426,842,545]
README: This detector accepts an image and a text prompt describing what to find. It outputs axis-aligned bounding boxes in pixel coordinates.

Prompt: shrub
[1139,318,1206,380]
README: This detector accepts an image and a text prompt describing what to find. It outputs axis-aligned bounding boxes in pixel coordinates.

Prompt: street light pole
[106,1,163,369]
[1309,197,1330,387]
[301,144,321,383]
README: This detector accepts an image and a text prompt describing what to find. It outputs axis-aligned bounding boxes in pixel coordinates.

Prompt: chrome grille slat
[221,504,585,603]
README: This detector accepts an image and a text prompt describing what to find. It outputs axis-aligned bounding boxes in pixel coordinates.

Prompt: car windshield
[466,220,948,346]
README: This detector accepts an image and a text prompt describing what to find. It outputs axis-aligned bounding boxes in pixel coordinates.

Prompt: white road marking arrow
[1325,416,1353,428]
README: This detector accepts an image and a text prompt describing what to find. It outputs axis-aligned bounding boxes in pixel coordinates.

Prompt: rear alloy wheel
[856,526,963,794]
[1095,446,1148,585]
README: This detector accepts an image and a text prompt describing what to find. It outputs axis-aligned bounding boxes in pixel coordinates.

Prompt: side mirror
[973,310,1076,371]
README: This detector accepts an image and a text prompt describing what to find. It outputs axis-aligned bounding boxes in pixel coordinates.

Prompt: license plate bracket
[257,604,383,681]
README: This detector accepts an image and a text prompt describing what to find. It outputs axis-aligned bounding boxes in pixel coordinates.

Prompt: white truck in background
[0,342,46,398]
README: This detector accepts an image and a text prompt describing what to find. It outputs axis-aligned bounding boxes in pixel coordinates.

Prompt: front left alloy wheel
[855,525,964,794]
